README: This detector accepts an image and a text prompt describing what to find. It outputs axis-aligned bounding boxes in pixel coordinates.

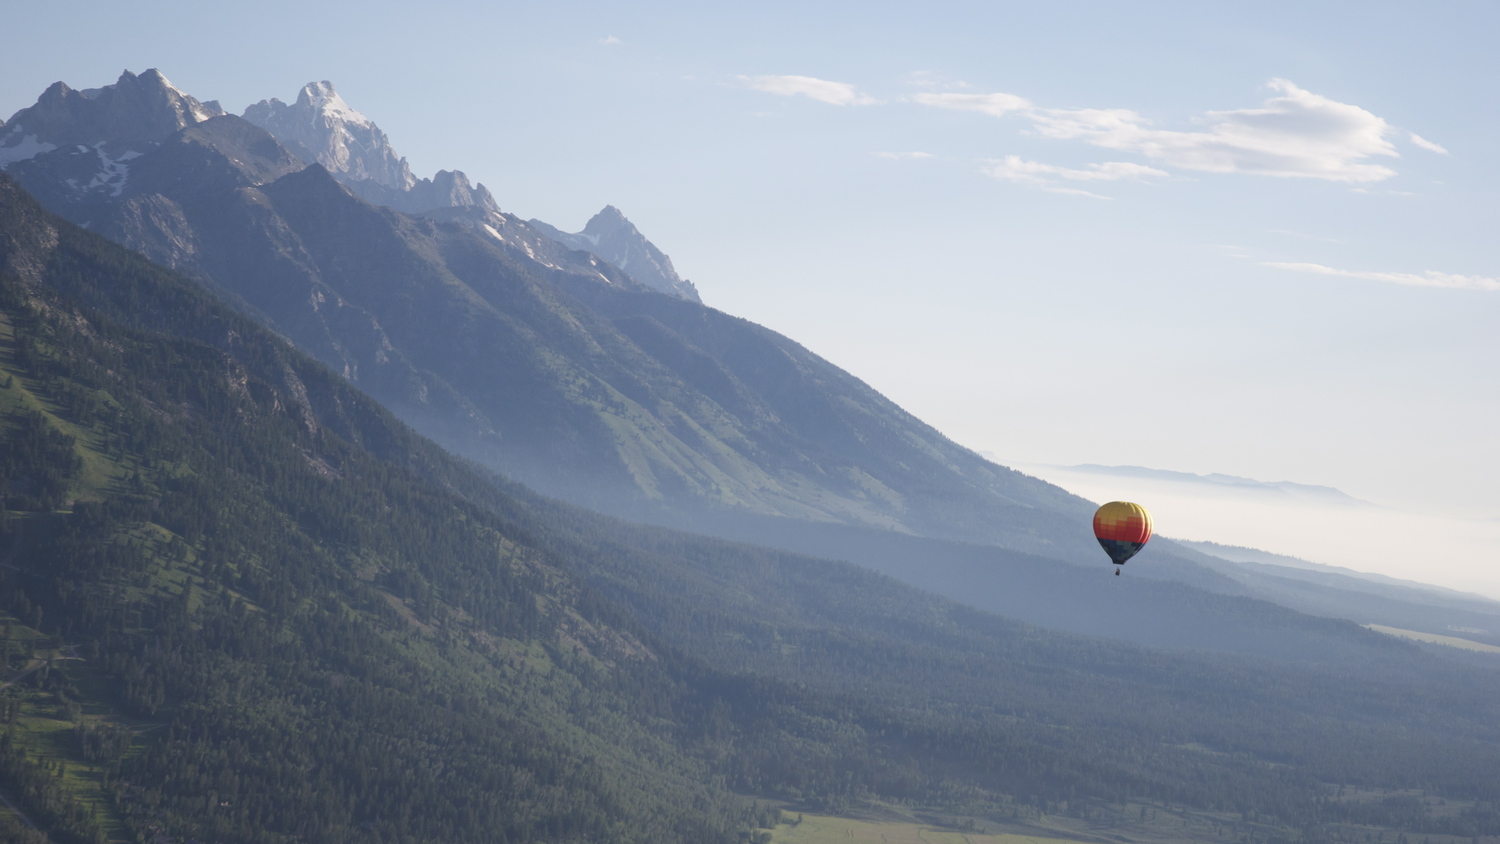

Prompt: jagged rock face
[244,81,724,289]
[343,166,500,215]
[243,81,413,192]
[0,69,223,163]
[0,69,227,212]
[244,82,497,215]
[530,206,700,302]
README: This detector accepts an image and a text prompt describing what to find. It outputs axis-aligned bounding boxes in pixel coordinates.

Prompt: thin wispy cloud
[982,155,1166,198]
[740,75,878,106]
[746,75,1440,187]
[599,35,622,45]
[909,79,1433,184]
[1212,244,1253,259]
[1264,262,1500,291]
[1029,80,1398,182]
[903,70,969,90]
[911,91,1031,117]
[1408,132,1448,154]
[1268,229,1344,244]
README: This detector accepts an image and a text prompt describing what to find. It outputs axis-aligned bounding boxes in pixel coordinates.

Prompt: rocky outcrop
[530,206,700,302]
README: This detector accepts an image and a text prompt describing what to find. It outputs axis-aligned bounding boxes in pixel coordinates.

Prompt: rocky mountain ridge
[243,80,502,216]
[0,68,222,159]
[239,81,704,301]
[0,68,224,210]
[530,206,701,301]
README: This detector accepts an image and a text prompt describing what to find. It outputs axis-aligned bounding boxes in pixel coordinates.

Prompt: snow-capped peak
[244,82,412,191]
[297,81,374,128]
[528,207,702,302]
[244,82,498,215]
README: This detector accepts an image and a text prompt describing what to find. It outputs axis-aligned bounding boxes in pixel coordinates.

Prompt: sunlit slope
[769,813,1090,844]
[1366,625,1500,654]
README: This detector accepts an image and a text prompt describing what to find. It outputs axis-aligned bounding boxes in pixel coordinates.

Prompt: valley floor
[766,805,1490,844]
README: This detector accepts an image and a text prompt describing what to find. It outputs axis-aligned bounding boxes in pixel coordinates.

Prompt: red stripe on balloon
[1093,516,1150,543]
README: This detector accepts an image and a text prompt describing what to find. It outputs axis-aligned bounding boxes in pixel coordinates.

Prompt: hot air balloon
[1093,501,1152,575]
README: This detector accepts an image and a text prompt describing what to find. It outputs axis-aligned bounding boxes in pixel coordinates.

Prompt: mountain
[3,174,1500,843]
[1060,463,1372,505]
[0,68,222,160]
[242,80,501,215]
[0,69,224,214]
[1184,538,1489,592]
[0,70,1098,560]
[1180,539,1500,648]
[530,206,701,301]
[240,81,705,306]
[10,70,1484,667]
[0,172,774,844]
[238,81,697,302]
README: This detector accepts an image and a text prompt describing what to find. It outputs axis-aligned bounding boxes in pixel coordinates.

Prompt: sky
[4,0,1497,590]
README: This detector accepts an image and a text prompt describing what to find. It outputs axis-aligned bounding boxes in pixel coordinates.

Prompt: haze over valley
[1012,461,1500,600]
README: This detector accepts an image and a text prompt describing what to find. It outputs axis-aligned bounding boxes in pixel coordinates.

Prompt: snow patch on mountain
[0,132,57,167]
[301,80,373,128]
[84,144,132,196]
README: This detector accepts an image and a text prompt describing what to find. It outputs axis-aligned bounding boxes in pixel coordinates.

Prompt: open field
[769,813,1093,844]
[1365,624,1500,654]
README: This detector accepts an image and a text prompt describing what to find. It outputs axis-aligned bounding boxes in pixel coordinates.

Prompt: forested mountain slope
[0,173,787,844]
[2,176,1500,843]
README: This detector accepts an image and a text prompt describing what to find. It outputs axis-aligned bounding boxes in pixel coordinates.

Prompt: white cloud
[903,70,972,90]
[1409,132,1448,154]
[911,91,1032,117]
[981,155,1166,197]
[599,35,622,45]
[912,79,1408,183]
[873,151,935,160]
[1268,229,1344,244]
[740,75,878,106]
[1031,80,1399,182]
[1212,244,1253,259]
[1264,262,1500,291]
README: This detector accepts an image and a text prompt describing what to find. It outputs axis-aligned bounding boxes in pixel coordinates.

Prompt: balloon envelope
[1093,501,1153,566]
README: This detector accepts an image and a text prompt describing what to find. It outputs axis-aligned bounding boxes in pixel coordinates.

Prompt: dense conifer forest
[0,174,1498,843]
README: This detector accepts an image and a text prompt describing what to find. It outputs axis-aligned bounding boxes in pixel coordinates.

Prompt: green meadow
[769,812,1092,844]
[1365,624,1500,654]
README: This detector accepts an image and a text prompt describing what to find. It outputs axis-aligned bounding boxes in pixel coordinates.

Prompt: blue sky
[6,1,1497,587]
